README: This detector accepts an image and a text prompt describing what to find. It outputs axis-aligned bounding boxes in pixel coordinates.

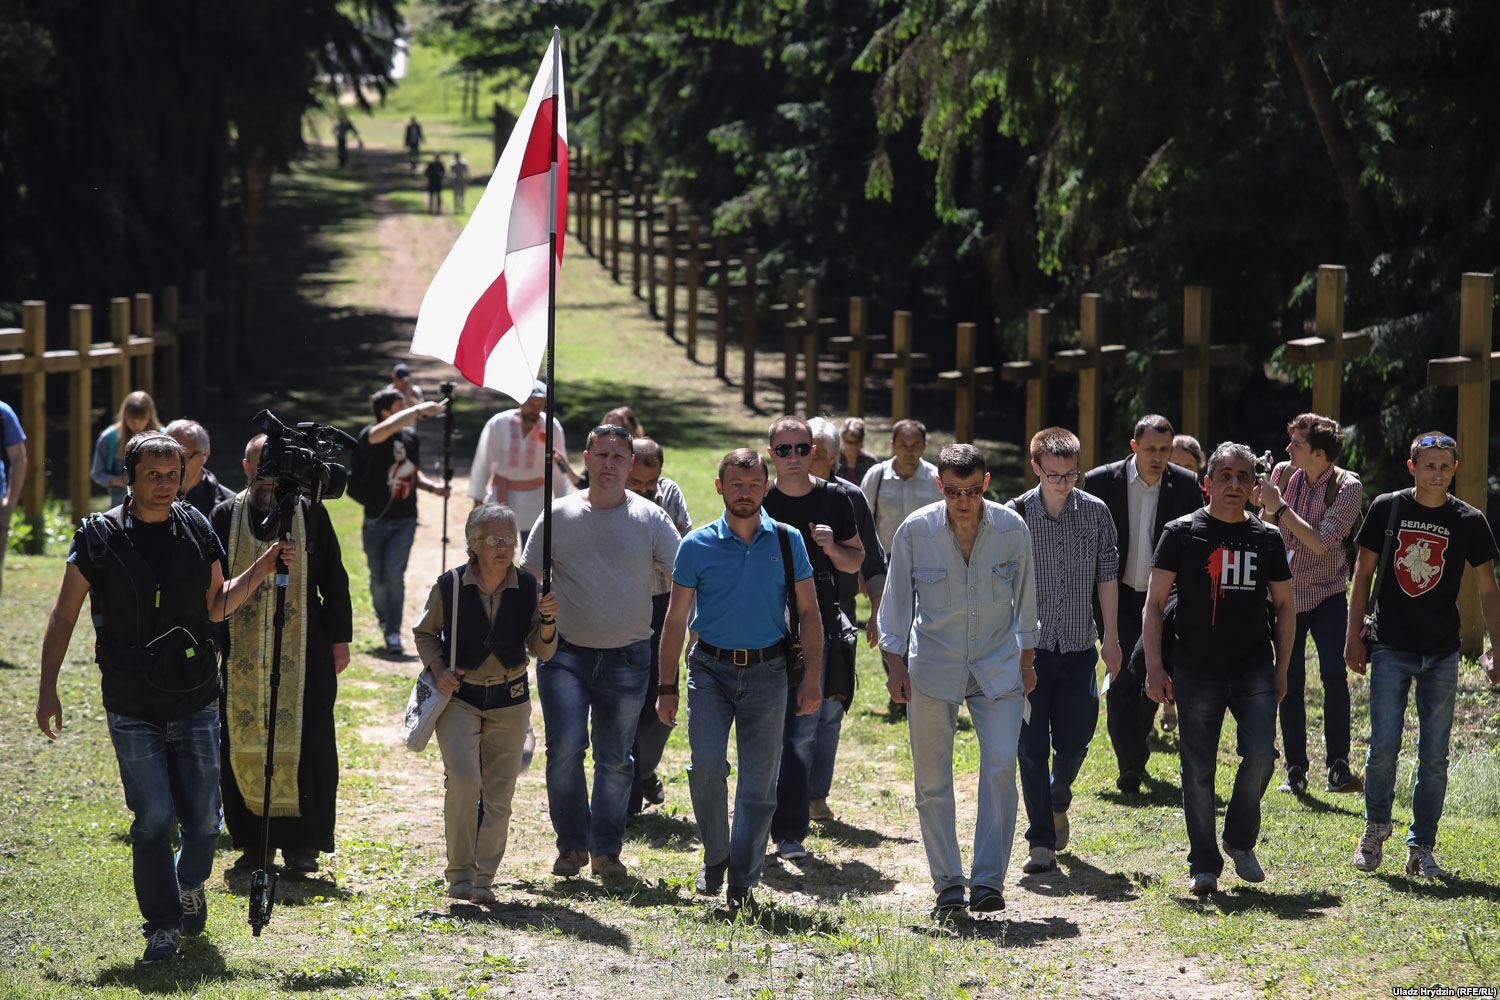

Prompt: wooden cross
[872,311,932,423]
[659,201,681,338]
[704,235,741,381]
[683,218,708,363]
[575,153,592,256]
[1281,265,1370,421]
[1051,294,1126,470]
[728,248,765,409]
[938,323,995,444]
[608,167,623,282]
[1427,270,1498,656]
[770,270,803,412]
[112,296,156,398]
[629,176,645,299]
[828,297,868,417]
[1150,286,1244,443]
[643,186,659,318]
[1001,309,1052,460]
[596,167,612,269]
[137,291,180,414]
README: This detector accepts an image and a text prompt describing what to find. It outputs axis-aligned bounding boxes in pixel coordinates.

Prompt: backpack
[1272,464,1363,576]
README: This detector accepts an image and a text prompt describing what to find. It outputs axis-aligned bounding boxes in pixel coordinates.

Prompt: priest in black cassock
[212,433,353,873]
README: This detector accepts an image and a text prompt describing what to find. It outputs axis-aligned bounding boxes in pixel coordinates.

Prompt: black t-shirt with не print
[1356,491,1498,655]
[1152,508,1291,673]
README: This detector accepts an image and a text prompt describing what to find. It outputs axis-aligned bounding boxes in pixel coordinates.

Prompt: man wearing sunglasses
[1012,428,1121,875]
[878,443,1038,915]
[1144,443,1295,896]
[1346,432,1500,879]
[762,416,864,859]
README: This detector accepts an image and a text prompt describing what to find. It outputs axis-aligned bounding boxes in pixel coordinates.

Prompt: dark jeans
[362,515,417,638]
[1175,662,1278,876]
[630,592,673,815]
[1018,648,1100,849]
[1278,593,1351,773]
[1105,584,1157,778]
[1364,646,1458,847]
[107,705,223,934]
[771,639,830,844]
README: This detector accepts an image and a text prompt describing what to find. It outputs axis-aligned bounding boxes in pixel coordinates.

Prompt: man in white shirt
[469,380,572,544]
[860,419,942,551]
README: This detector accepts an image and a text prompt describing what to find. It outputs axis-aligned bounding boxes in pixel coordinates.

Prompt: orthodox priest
[212,433,353,873]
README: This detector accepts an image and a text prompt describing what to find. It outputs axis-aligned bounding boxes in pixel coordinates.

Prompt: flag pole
[541,26,561,595]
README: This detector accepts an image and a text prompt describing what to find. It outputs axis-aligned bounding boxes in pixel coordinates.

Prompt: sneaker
[1160,702,1178,733]
[469,884,498,905]
[1277,767,1308,794]
[1222,841,1265,883]
[696,858,728,896]
[968,885,1005,913]
[1053,810,1071,851]
[642,774,666,806]
[139,927,180,964]
[1405,845,1446,879]
[1353,821,1392,872]
[282,848,319,874]
[933,886,967,914]
[1327,760,1364,793]
[179,884,206,936]
[776,840,809,860]
[1189,873,1217,896]
[809,798,835,822]
[727,886,756,914]
[1022,846,1056,874]
[551,849,589,877]
[1115,771,1142,795]
[591,853,628,882]
[447,881,473,901]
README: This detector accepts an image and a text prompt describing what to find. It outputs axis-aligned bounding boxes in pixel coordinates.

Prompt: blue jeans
[537,639,652,857]
[1278,593,1352,772]
[362,516,417,637]
[1364,646,1458,847]
[107,705,223,934]
[771,640,831,843]
[686,647,789,890]
[1174,662,1278,876]
[1018,648,1100,849]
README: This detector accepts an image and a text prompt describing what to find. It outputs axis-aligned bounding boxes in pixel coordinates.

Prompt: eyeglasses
[942,485,985,498]
[1416,435,1456,450]
[1038,470,1080,485]
[771,443,813,458]
[474,534,515,548]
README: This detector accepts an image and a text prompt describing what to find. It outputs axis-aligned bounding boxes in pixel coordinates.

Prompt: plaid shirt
[1015,487,1119,653]
[1271,461,1364,613]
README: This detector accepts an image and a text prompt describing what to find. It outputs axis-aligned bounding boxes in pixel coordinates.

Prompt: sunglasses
[771,443,813,458]
[1416,435,1457,450]
[942,485,985,498]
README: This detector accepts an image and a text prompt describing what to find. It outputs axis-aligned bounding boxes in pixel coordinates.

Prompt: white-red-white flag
[411,34,567,401]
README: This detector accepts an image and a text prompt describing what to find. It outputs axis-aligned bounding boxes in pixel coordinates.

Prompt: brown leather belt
[694,639,784,667]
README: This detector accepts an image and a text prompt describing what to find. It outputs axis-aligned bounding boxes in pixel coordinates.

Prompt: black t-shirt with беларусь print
[1152,508,1291,674]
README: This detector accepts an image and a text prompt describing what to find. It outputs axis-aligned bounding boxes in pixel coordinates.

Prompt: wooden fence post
[1282,264,1369,422]
[662,202,679,338]
[872,311,931,424]
[711,236,734,380]
[1050,294,1125,471]
[1002,309,1052,464]
[133,293,157,398]
[644,186,659,318]
[110,297,133,411]
[1426,271,1498,656]
[740,248,759,410]
[578,153,592,253]
[68,306,94,525]
[937,323,994,443]
[630,175,644,298]
[19,302,46,550]
[685,217,702,361]
[608,167,622,282]
[1150,286,1242,443]
[801,279,834,416]
[776,270,803,413]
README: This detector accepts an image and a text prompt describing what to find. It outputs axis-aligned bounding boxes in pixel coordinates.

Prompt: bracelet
[538,615,556,625]
[658,684,679,696]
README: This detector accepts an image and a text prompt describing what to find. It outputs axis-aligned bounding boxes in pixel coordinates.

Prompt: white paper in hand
[1022,697,1032,725]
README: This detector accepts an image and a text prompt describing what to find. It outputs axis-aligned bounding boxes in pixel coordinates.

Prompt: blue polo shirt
[0,400,24,501]
[672,507,813,649]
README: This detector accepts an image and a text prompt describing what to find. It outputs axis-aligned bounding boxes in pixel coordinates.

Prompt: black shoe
[968,885,1005,913]
[933,886,967,915]
[696,858,728,896]
[1278,767,1308,794]
[1327,760,1364,793]
[888,700,906,721]
[727,886,756,914]
[642,774,666,806]
[283,849,319,874]
[1115,771,1142,795]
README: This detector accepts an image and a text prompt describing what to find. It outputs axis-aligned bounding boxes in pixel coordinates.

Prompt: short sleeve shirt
[0,400,24,500]
[672,508,813,649]
[354,425,420,521]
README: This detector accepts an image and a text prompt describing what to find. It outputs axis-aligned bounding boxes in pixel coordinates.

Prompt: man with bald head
[166,419,236,518]
[211,433,353,874]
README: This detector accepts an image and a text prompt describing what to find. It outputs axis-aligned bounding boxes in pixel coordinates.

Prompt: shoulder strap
[448,567,463,648]
[1008,496,1025,516]
[1367,490,1405,618]
[777,525,799,638]
[1324,467,1345,509]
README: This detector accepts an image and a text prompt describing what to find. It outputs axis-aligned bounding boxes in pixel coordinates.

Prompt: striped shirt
[1014,487,1120,653]
[1271,461,1363,613]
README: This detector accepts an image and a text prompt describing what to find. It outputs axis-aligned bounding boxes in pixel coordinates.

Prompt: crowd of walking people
[20,372,1500,962]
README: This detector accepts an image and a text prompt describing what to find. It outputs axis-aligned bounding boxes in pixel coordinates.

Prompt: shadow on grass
[0,658,23,670]
[915,913,1080,946]
[1174,885,1341,919]
[84,936,236,993]
[706,898,843,936]
[1289,790,1361,817]
[1097,773,1181,809]
[1374,871,1500,901]
[1018,854,1140,904]
[814,816,916,849]
[219,866,355,904]
[431,899,632,950]
[624,809,699,849]
[522,874,694,910]
[761,854,897,898]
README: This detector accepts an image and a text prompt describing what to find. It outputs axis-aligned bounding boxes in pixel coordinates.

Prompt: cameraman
[351,389,448,656]
[35,433,295,963]
[1254,413,1365,795]
[212,434,353,875]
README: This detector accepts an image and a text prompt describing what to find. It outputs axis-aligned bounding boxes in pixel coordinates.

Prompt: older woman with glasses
[413,503,559,904]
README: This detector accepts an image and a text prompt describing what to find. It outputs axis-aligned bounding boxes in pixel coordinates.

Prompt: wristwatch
[658,683,679,696]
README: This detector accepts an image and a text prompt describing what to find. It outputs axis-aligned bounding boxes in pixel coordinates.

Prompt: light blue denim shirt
[877,499,1040,704]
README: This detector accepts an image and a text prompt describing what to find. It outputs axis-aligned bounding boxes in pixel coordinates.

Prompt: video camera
[1253,450,1277,479]
[253,409,357,501]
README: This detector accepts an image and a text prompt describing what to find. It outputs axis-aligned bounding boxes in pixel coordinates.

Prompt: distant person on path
[165,419,235,519]
[469,380,571,547]
[656,448,822,913]
[334,116,362,169]
[404,116,425,172]
[349,388,449,656]
[835,417,879,484]
[414,503,559,905]
[1012,428,1120,876]
[878,443,1039,915]
[859,419,941,551]
[1144,442,1294,896]
[451,153,470,213]
[520,423,680,883]
[211,434,352,876]
[0,397,27,602]
[92,390,161,509]
[36,432,294,963]
[425,154,447,214]
[387,362,426,407]
[1347,432,1500,879]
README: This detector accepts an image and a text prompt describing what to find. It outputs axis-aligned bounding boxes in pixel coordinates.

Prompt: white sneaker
[1053,811,1070,851]
[1022,846,1056,874]
[1404,845,1446,879]
[1353,821,1393,872]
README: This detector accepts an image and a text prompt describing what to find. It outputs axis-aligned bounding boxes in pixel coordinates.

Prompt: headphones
[123,432,187,489]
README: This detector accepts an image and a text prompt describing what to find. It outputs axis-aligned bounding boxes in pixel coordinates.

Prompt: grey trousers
[435,698,530,888]
[907,673,1024,894]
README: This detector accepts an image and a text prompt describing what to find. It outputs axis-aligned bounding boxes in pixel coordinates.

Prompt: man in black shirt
[351,388,448,656]
[1346,431,1500,879]
[762,416,863,859]
[1144,442,1294,896]
[36,433,294,963]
